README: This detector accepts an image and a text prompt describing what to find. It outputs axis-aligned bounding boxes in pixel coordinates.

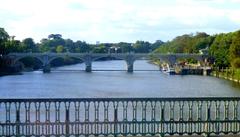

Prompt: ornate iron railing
[0,98,239,136]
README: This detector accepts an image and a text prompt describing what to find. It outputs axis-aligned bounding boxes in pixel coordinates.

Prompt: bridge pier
[127,64,133,73]
[85,62,92,72]
[43,64,51,73]
[125,55,135,73]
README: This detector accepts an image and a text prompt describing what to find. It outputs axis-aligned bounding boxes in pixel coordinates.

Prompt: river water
[0,60,240,98]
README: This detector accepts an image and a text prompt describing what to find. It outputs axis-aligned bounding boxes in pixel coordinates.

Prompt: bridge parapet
[0,97,239,136]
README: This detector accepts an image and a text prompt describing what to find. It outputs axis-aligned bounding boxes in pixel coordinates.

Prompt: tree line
[0,27,164,72]
[0,28,163,55]
[1,27,240,71]
[154,30,240,69]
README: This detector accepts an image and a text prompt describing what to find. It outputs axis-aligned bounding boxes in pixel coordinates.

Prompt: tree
[74,41,91,53]
[117,42,132,53]
[151,40,164,51]
[0,28,10,55]
[48,34,62,40]
[231,58,240,68]
[133,41,151,53]
[65,39,74,52]
[92,44,107,53]
[0,28,9,41]
[39,38,50,52]
[209,33,233,68]
[21,38,38,52]
[230,31,240,68]
[56,45,65,53]
[39,34,65,52]
[153,32,212,54]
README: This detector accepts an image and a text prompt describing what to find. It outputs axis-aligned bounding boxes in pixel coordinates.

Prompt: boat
[166,68,175,75]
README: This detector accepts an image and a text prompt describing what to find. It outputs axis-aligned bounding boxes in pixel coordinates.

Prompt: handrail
[0,97,239,102]
[0,97,239,136]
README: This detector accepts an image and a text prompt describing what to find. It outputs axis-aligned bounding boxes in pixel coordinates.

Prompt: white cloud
[0,0,240,43]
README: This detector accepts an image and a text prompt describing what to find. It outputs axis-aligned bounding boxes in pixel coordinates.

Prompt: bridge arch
[13,56,44,66]
[47,56,85,65]
[92,55,130,62]
[91,55,128,71]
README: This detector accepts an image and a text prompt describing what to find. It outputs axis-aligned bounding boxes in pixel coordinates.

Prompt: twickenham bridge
[5,53,209,73]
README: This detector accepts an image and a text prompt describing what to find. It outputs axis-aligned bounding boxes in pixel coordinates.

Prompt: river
[0,60,240,98]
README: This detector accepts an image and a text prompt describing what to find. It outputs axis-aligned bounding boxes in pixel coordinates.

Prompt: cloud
[0,0,240,43]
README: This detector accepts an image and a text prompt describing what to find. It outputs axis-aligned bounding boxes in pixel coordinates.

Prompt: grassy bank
[212,68,240,83]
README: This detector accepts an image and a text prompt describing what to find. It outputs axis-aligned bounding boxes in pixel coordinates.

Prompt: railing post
[224,101,229,134]
[179,101,184,135]
[197,101,203,135]
[122,101,127,137]
[16,103,20,137]
[233,101,239,134]
[161,102,165,137]
[114,108,118,137]
[65,103,70,136]
[170,101,174,135]
[206,102,211,137]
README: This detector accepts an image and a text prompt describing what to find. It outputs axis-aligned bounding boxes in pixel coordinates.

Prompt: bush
[231,58,240,68]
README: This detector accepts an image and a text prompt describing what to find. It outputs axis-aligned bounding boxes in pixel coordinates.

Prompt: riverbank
[0,63,23,76]
[151,60,211,75]
[211,68,240,84]
[0,71,22,76]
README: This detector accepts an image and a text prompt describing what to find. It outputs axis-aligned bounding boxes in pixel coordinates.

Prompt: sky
[0,0,240,44]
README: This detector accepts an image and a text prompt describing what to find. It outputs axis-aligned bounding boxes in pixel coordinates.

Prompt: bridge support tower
[85,62,92,72]
[127,64,133,73]
[43,64,51,73]
[125,55,135,73]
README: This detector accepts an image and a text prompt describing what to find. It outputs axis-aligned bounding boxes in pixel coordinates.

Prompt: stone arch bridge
[5,53,209,73]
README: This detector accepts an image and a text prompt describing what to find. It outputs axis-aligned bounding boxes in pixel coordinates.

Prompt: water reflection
[0,60,240,98]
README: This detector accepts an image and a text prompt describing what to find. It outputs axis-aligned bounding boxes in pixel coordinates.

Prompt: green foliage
[92,45,107,53]
[0,28,9,41]
[1,29,163,56]
[2,26,240,70]
[154,30,240,68]
[48,34,62,40]
[154,32,211,54]
[133,41,151,53]
[151,40,164,51]
[230,31,240,68]
[65,39,74,52]
[117,42,132,53]
[231,58,240,68]
[210,33,233,68]
[0,28,10,55]
[186,58,198,64]
[74,41,90,53]
[56,45,65,53]
[4,39,22,54]
[21,38,38,52]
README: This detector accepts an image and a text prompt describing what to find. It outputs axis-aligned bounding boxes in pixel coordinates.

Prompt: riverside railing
[0,98,239,137]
